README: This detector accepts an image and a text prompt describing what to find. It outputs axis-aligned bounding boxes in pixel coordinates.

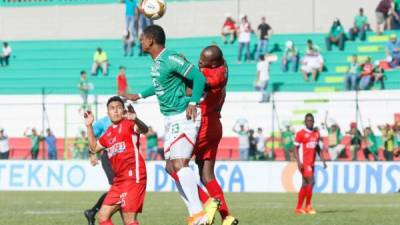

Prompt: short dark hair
[307,39,313,44]
[3,42,8,47]
[305,113,314,120]
[107,96,124,107]
[259,55,265,61]
[359,8,364,12]
[80,70,86,75]
[143,25,166,46]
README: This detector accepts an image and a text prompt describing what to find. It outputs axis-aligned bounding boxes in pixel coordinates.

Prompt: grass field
[1,191,400,225]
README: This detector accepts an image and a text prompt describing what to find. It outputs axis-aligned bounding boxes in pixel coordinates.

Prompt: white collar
[154,48,167,61]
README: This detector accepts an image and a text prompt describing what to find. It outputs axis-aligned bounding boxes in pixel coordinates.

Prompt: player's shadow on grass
[318,209,356,214]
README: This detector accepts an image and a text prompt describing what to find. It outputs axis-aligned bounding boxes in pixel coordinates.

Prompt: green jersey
[140,49,206,116]
[27,135,41,152]
[282,131,294,150]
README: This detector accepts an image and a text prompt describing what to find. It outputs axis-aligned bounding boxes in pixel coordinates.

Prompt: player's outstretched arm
[126,104,149,134]
[84,111,104,153]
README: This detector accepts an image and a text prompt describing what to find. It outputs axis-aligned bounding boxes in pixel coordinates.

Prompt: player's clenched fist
[186,104,197,121]
[126,104,137,121]
[84,111,94,126]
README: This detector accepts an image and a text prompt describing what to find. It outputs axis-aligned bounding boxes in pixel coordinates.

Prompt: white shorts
[163,109,201,160]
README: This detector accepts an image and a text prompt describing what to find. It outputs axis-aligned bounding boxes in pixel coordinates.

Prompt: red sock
[296,186,306,209]
[305,184,313,207]
[171,171,209,203]
[127,221,139,225]
[205,179,230,219]
[171,171,179,181]
[198,185,210,204]
[99,219,114,225]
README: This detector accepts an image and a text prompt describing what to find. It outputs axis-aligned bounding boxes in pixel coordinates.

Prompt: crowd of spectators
[232,119,400,161]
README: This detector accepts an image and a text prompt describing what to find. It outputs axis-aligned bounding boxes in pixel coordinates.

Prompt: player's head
[304,113,314,130]
[198,45,224,69]
[141,25,166,53]
[119,66,126,74]
[106,96,125,123]
[46,128,51,135]
[351,54,357,63]
[80,70,86,79]
[307,39,313,48]
[359,8,364,15]
[3,42,8,47]
[97,47,102,53]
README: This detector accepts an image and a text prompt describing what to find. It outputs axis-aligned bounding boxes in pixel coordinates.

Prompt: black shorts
[101,152,114,185]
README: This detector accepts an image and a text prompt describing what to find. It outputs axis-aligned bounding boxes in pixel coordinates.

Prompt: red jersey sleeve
[98,130,109,148]
[294,130,303,146]
[201,66,227,89]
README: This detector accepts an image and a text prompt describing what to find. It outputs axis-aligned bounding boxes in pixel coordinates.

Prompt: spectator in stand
[117,66,129,95]
[0,128,9,159]
[0,42,12,67]
[385,34,400,68]
[221,14,237,44]
[123,30,135,57]
[281,40,299,72]
[24,127,43,160]
[301,40,324,81]
[373,60,386,90]
[74,130,89,160]
[78,71,91,111]
[281,124,294,161]
[255,16,273,61]
[255,127,265,160]
[392,0,400,29]
[363,127,378,161]
[376,0,393,35]
[344,55,361,91]
[248,129,257,160]
[237,14,252,63]
[379,124,396,161]
[125,0,138,36]
[326,18,346,51]
[395,122,400,148]
[145,126,158,160]
[347,122,362,160]
[233,120,250,160]
[349,8,369,41]
[255,54,270,103]
[324,117,345,161]
[45,128,57,160]
[91,48,108,76]
[359,57,374,90]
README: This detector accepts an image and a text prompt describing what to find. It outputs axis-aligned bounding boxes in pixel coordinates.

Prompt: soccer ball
[141,0,166,20]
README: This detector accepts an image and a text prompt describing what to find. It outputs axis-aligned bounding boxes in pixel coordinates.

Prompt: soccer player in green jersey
[123,25,210,225]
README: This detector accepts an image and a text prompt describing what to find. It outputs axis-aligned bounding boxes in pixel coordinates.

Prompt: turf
[1,191,400,225]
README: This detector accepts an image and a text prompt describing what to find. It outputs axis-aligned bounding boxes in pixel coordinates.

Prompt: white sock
[175,180,190,214]
[177,167,203,216]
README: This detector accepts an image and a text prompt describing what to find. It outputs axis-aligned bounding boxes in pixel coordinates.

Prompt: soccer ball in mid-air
[141,0,166,20]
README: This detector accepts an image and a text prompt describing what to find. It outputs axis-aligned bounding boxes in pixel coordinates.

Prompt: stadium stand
[0,31,399,95]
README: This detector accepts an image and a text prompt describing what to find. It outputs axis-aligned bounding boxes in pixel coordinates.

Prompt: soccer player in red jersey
[168,45,238,225]
[84,96,149,225]
[293,113,327,215]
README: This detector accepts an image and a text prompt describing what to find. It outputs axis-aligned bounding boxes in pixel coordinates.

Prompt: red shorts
[103,181,146,213]
[194,116,222,160]
[300,163,315,178]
